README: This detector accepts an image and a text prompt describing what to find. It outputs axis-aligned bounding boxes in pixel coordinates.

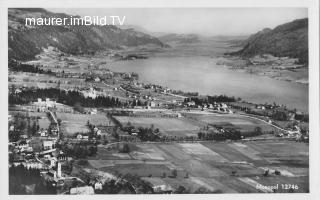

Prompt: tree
[119,143,130,153]
[254,126,262,135]
[263,169,269,177]
[88,145,97,156]
[71,178,78,187]
[194,187,212,194]
[175,186,188,194]
[171,169,177,178]
[57,119,62,126]
[74,102,84,113]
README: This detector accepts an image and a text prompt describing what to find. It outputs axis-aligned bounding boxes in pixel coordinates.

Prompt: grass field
[185,113,276,132]
[114,116,200,136]
[57,112,114,135]
[85,140,308,193]
[10,111,51,130]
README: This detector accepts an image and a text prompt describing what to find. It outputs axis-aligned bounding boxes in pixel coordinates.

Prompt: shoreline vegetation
[215,54,308,85]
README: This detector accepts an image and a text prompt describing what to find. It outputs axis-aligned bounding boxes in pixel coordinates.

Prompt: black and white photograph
[1,0,319,199]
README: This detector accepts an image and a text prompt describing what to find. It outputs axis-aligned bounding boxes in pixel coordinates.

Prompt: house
[94,77,101,82]
[93,127,99,133]
[150,101,156,107]
[94,181,103,190]
[83,135,89,140]
[43,140,54,150]
[77,134,89,140]
[187,101,196,107]
[96,130,102,136]
[77,134,83,140]
[12,160,24,167]
[57,154,68,161]
[83,88,97,99]
[20,134,28,139]
[15,88,22,94]
[142,178,173,194]
[51,128,58,136]
[152,184,173,193]
[221,103,228,109]
[34,98,57,109]
[257,105,266,110]
[131,132,138,136]
[39,129,48,137]
[23,161,45,169]
[90,108,97,115]
[70,186,94,195]
[29,139,43,152]
[23,146,34,153]
[17,140,28,149]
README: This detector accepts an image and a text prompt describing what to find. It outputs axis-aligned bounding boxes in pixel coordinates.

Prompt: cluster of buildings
[9,135,58,169]
[9,131,99,194]
[25,98,74,113]
[184,101,233,114]
[82,87,109,99]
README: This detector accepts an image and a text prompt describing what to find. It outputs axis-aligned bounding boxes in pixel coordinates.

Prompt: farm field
[57,112,114,135]
[38,116,51,129]
[9,110,51,130]
[85,140,309,193]
[114,116,200,136]
[184,113,276,132]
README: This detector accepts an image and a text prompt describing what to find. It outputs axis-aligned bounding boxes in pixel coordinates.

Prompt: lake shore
[215,55,308,85]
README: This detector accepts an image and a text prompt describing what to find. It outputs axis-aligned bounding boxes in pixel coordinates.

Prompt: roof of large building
[70,186,94,195]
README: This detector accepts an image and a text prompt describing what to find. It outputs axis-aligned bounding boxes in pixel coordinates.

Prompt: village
[8,48,309,194]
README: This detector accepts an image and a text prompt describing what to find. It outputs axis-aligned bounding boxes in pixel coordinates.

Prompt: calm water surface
[109,56,308,112]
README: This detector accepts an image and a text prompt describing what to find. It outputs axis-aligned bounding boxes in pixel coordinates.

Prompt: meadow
[85,140,309,193]
[57,112,113,135]
[114,116,200,137]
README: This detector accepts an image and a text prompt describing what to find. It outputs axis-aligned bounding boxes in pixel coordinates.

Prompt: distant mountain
[8,8,166,61]
[118,24,153,35]
[158,33,200,44]
[229,18,308,64]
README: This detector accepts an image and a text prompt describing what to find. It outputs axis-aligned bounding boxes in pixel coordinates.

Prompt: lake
[108,56,308,112]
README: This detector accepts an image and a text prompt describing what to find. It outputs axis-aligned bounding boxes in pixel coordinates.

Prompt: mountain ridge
[229,18,308,64]
[8,8,166,61]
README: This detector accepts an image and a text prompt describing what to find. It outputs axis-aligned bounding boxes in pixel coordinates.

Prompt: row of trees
[9,88,124,108]
[9,165,56,194]
[9,113,39,142]
[9,60,54,75]
[95,179,134,194]
[198,129,242,141]
[184,95,239,106]
[172,90,199,97]
[95,173,153,194]
[136,127,160,141]
[59,142,98,158]
[197,127,265,141]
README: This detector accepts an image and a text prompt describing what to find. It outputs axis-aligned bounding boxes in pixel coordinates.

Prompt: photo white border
[0,0,318,200]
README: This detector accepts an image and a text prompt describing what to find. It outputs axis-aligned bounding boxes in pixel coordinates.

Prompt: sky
[47,8,308,36]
